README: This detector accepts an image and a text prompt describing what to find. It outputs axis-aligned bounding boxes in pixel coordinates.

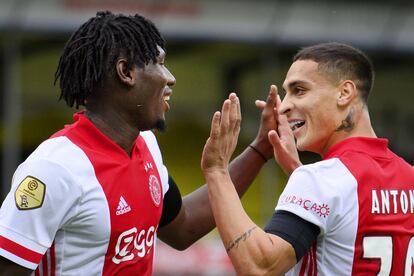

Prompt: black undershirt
[264,210,320,261]
[158,176,182,228]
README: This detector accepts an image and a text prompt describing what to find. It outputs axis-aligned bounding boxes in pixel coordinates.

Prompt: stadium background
[0,0,413,275]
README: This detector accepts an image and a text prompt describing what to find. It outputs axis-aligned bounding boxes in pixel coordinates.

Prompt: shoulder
[290,158,357,189]
[15,136,95,195]
[277,159,358,233]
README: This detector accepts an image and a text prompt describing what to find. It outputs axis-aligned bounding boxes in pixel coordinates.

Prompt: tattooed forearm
[226,226,257,253]
[336,108,354,132]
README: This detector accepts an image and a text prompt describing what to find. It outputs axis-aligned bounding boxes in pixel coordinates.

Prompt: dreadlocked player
[0,11,300,275]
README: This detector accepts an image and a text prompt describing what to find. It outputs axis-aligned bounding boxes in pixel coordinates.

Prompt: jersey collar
[71,111,142,160]
[323,137,389,160]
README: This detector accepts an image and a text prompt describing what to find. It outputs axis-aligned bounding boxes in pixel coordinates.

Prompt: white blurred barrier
[154,238,235,276]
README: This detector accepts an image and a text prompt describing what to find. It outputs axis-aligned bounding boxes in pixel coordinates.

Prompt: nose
[279,94,292,115]
[165,67,176,87]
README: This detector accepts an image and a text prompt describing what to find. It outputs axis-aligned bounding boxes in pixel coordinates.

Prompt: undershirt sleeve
[158,176,182,228]
[264,210,320,262]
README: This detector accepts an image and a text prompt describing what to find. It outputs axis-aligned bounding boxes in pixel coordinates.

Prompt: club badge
[14,176,46,210]
[148,175,161,207]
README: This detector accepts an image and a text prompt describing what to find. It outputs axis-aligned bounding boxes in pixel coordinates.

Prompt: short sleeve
[0,159,83,269]
[275,158,357,235]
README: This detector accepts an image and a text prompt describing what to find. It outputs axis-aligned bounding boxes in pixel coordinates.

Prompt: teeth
[289,120,305,131]
[163,95,170,101]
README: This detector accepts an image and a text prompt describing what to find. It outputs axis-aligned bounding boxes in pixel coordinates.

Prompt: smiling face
[280,59,344,155]
[125,46,176,132]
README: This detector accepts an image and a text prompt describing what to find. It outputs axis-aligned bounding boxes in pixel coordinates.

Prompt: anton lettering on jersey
[371,189,414,214]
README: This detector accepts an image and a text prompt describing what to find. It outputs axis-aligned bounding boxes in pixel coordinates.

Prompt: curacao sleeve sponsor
[275,158,358,235]
[0,158,83,269]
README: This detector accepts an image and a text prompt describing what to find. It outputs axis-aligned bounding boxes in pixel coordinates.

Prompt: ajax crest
[148,175,161,207]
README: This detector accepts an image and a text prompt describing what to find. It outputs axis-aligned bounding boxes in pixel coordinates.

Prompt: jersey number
[363,236,414,276]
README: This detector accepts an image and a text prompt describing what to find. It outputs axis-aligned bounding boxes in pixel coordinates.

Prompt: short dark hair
[55,11,165,108]
[293,42,374,104]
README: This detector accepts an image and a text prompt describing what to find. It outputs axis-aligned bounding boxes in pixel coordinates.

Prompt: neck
[321,105,376,157]
[85,108,139,156]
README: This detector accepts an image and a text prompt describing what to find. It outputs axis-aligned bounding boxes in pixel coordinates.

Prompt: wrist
[204,169,231,183]
[249,139,273,161]
[203,167,229,177]
[284,160,303,175]
[248,144,267,162]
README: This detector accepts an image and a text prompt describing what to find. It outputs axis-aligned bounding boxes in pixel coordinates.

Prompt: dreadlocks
[55,11,165,108]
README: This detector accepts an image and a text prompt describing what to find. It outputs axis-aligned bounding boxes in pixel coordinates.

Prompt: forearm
[228,145,267,196]
[205,171,294,275]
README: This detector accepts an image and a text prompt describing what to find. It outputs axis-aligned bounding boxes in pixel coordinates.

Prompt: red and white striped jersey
[0,112,169,275]
[276,137,414,275]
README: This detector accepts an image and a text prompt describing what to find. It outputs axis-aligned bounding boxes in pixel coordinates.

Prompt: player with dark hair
[202,42,414,275]
[0,11,299,275]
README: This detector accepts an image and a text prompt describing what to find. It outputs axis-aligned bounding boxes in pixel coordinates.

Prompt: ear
[337,80,357,107]
[115,59,135,87]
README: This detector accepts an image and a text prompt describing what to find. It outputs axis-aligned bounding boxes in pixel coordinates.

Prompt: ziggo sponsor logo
[112,226,157,264]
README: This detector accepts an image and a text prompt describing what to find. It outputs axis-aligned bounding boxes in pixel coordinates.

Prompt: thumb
[255,100,266,110]
[268,130,281,148]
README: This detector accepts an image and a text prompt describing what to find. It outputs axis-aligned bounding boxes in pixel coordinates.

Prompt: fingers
[276,94,282,108]
[266,85,277,108]
[220,98,231,133]
[210,111,221,139]
[277,113,292,138]
[235,94,241,122]
[228,93,241,136]
[268,129,281,148]
[212,93,240,140]
[255,85,278,111]
[268,130,281,146]
[255,100,266,110]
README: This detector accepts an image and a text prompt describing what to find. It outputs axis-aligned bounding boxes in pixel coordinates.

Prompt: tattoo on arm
[335,108,354,132]
[226,226,257,253]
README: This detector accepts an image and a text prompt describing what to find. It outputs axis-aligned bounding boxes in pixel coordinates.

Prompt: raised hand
[201,93,241,174]
[268,88,301,175]
[254,85,301,175]
[250,85,280,160]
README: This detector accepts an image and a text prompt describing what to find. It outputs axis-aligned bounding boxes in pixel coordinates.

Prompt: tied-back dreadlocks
[55,11,165,108]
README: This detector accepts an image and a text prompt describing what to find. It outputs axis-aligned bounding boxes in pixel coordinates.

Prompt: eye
[294,87,306,95]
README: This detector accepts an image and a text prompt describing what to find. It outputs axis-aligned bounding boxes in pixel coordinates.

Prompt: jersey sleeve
[0,159,83,269]
[275,158,357,235]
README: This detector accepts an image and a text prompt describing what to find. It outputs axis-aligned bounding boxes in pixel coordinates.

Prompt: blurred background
[0,0,413,275]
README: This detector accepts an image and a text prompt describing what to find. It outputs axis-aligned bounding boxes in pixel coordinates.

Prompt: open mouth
[163,94,171,111]
[289,120,305,131]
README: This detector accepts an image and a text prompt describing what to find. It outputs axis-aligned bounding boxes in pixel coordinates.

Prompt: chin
[296,138,313,153]
[155,119,167,132]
